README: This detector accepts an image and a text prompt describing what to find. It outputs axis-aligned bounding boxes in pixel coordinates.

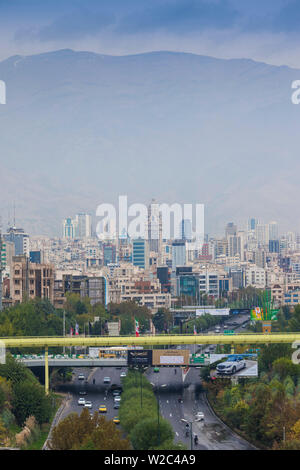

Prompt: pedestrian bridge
[2,333,300,395]
[1,332,300,348]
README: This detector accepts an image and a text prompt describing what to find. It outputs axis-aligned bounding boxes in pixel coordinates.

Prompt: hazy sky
[1,0,300,66]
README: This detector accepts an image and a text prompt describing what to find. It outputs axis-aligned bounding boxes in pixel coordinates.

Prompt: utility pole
[63,310,66,354]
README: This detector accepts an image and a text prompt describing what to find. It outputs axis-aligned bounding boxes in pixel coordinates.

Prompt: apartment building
[11,255,55,304]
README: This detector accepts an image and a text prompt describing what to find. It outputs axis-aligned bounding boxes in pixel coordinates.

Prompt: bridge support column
[45,347,49,395]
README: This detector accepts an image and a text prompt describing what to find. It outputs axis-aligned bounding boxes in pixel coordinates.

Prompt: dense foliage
[50,407,130,450]
[119,370,186,450]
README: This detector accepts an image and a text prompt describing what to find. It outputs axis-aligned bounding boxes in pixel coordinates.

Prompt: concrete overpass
[2,332,300,394]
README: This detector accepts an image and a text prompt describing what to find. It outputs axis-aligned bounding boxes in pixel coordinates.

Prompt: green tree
[130,417,174,450]
[12,380,52,425]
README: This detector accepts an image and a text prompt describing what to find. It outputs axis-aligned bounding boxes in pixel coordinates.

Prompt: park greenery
[119,370,186,450]
[202,310,300,450]
[49,407,130,450]
[0,354,58,448]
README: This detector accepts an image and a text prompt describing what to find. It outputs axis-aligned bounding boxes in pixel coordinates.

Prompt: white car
[195,411,204,421]
[78,398,86,406]
[78,374,85,380]
[216,356,246,375]
[120,372,127,378]
[114,396,121,403]
[84,401,92,409]
[103,377,111,384]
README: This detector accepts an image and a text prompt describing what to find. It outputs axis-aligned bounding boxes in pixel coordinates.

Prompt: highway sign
[224,330,235,335]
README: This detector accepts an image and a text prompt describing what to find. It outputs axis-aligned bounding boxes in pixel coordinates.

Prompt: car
[120,372,127,378]
[78,374,85,380]
[195,411,204,421]
[153,367,160,373]
[79,391,87,396]
[78,398,86,406]
[103,377,111,384]
[113,417,120,424]
[112,389,121,397]
[114,402,120,409]
[99,405,107,413]
[84,401,92,409]
[216,356,246,375]
[114,396,121,403]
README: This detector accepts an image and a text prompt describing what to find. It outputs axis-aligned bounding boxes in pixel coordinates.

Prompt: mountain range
[0,49,299,236]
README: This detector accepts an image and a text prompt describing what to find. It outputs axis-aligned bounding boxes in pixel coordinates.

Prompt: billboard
[210,353,258,377]
[127,349,153,366]
[250,307,278,321]
[196,308,230,316]
[152,349,189,366]
[230,308,251,315]
[89,347,100,358]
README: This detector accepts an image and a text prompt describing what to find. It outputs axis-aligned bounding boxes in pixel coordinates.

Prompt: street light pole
[140,366,143,408]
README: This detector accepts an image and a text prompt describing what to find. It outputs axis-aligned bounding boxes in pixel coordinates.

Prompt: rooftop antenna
[13,201,16,227]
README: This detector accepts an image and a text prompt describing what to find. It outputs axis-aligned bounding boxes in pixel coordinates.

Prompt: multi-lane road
[53,313,255,450]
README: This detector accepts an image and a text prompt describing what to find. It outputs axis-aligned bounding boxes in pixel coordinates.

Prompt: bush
[130,417,174,450]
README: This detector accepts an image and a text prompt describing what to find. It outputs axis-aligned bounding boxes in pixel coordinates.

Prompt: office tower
[225,222,237,237]
[256,223,269,245]
[253,249,266,268]
[103,243,117,266]
[248,218,258,232]
[147,199,162,253]
[29,251,42,264]
[268,221,279,241]
[4,227,29,257]
[228,235,241,257]
[132,238,149,270]
[75,213,92,238]
[269,240,279,253]
[171,241,186,271]
[181,219,192,242]
[62,217,77,239]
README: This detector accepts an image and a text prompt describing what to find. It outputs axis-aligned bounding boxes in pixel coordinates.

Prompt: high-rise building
[103,243,117,266]
[171,241,186,272]
[248,218,258,232]
[62,217,77,239]
[4,227,29,257]
[147,200,162,253]
[225,222,237,237]
[132,238,149,270]
[75,213,92,239]
[269,221,279,241]
[181,219,192,242]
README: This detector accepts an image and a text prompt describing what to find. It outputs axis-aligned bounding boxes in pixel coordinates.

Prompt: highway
[51,313,255,450]
[58,366,125,424]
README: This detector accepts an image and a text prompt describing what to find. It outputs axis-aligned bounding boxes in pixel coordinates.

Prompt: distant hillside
[0,49,299,235]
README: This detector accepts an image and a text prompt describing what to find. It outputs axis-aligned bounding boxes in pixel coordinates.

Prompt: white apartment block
[245,266,266,289]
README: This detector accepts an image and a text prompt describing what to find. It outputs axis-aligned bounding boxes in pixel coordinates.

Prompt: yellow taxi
[113,417,120,424]
[99,405,107,413]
